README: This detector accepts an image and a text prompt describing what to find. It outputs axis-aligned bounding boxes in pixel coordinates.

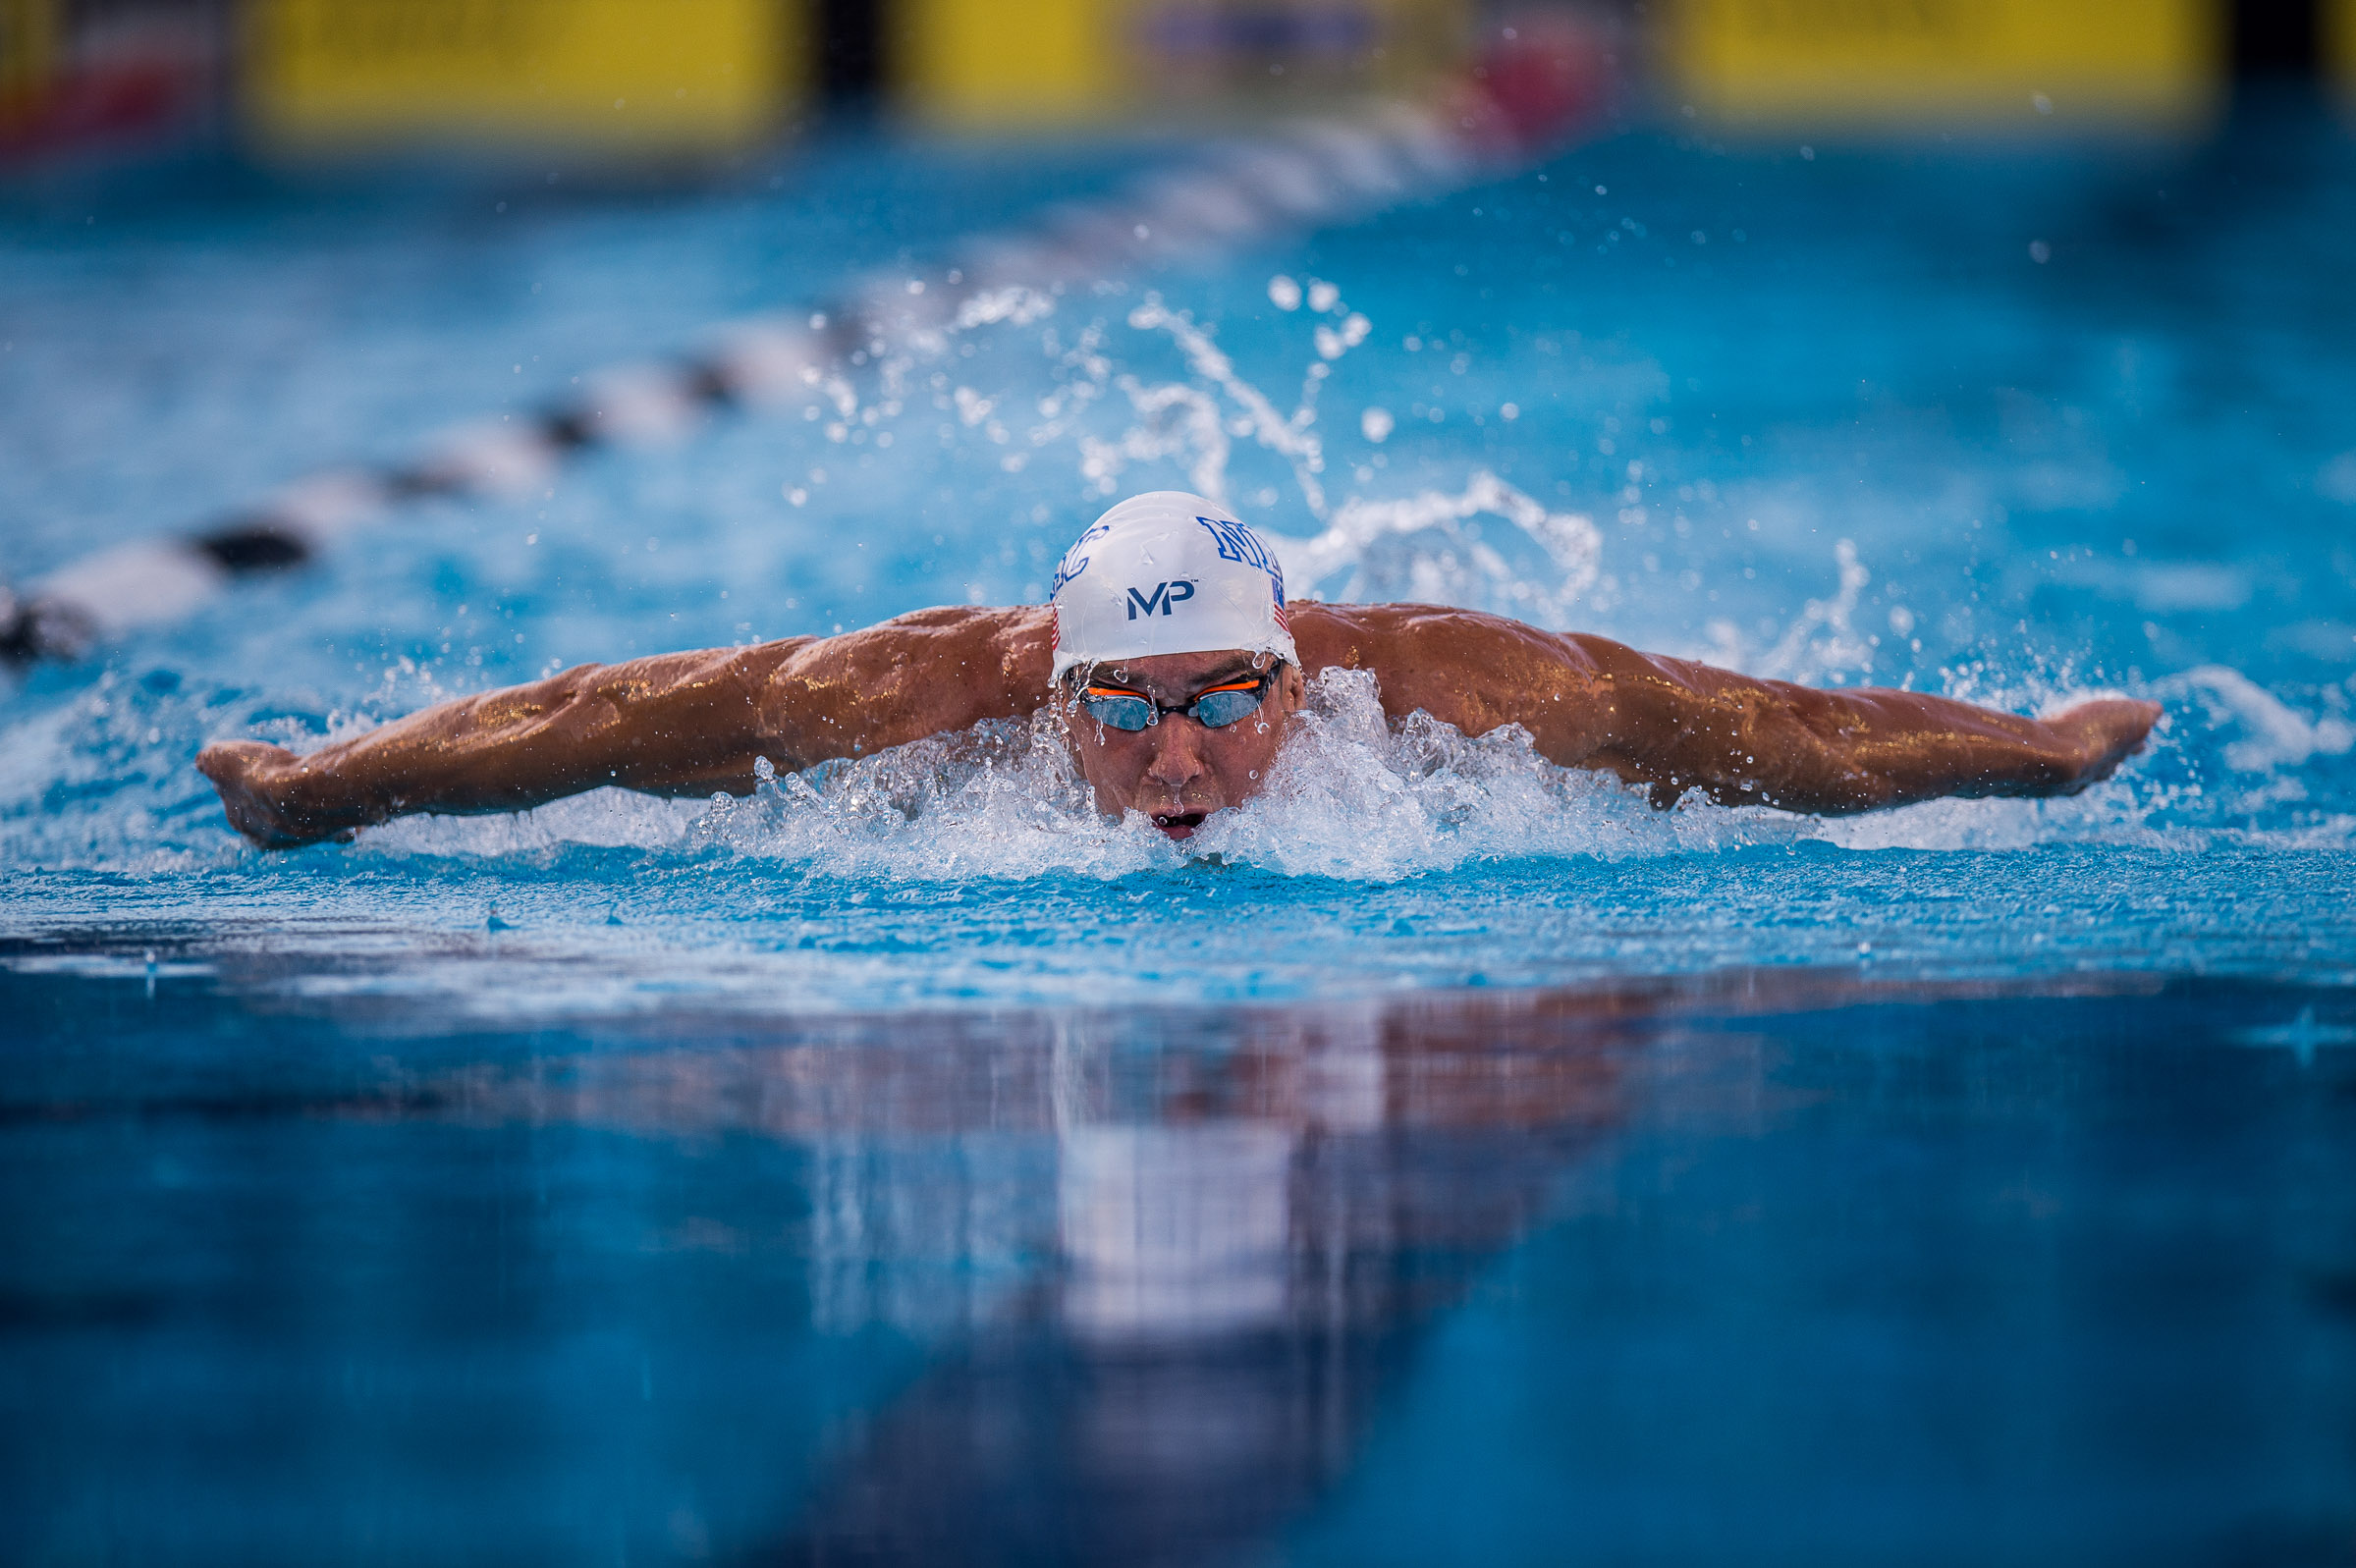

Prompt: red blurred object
[1452,10,1616,159]
[0,2,217,167]
[0,59,194,159]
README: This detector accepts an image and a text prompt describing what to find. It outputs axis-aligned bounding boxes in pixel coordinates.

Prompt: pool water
[7,966,2353,1564]
[4,100,2356,1562]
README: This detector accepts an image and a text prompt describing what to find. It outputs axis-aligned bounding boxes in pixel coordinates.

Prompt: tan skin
[195,602,2161,850]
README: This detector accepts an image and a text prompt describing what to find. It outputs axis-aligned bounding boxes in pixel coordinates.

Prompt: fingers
[2050,697,2163,784]
[195,739,292,784]
[193,740,310,849]
[2089,698,2161,755]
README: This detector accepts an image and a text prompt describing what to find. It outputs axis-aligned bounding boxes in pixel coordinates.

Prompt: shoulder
[762,605,1053,664]
[1289,601,1592,678]
[877,606,1055,679]
[756,605,1055,704]
[868,605,1052,636]
[1288,602,1617,755]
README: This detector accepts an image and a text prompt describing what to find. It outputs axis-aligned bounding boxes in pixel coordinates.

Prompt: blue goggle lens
[1080,693,1156,731]
[1189,686,1266,728]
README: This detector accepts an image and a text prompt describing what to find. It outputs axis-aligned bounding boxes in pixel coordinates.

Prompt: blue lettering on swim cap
[1195,515,1285,603]
[1123,579,1196,620]
[1049,520,1114,600]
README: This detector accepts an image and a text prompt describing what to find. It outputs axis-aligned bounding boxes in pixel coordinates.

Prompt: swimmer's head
[1045,492,1297,687]
[1047,495,1304,840]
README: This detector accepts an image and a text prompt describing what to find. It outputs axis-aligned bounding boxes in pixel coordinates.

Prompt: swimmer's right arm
[196,606,1057,849]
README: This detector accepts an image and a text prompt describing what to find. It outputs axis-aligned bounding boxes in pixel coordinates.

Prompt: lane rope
[0,33,1608,668]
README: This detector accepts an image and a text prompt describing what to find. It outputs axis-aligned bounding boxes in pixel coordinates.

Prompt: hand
[2046,698,2163,789]
[195,741,353,850]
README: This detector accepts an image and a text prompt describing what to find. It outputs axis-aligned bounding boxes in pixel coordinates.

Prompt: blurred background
[0,0,2341,170]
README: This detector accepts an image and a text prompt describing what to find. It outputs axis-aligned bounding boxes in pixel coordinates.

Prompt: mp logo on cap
[1125,579,1197,620]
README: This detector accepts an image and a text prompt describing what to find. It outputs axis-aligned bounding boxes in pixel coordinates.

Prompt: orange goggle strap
[1083,675,1265,702]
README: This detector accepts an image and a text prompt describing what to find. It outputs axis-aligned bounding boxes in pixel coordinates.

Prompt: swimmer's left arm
[1298,604,2160,815]
[1554,641,2162,813]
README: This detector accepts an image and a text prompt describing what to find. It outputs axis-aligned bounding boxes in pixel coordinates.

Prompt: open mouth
[1152,811,1208,840]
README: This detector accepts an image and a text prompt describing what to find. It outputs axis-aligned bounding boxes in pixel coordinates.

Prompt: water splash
[1099,290,1342,513]
[3,257,2350,892]
[685,717,1172,881]
[2169,665,2356,773]
[904,275,1613,631]
[1,626,2347,880]
[1751,538,1876,683]
[319,667,2340,883]
[1286,471,1601,623]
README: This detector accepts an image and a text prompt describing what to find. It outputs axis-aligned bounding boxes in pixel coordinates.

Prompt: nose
[1142,715,1211,797]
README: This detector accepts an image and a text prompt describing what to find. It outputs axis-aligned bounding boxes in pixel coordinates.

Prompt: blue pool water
[4,103,2355,1562]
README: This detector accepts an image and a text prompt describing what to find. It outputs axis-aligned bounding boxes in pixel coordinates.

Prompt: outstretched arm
[1294,604,2159,814]
[198,607,1056,848]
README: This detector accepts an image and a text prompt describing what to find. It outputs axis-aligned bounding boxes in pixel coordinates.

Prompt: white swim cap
[1046,492,1297,685]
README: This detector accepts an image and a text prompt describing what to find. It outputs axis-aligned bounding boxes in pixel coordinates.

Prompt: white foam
[687,718,1176,881]
[345,672,1829,882]
[358,787,703,858]
[6,645,2337,879]
[1188,689,1663,878]
[684,664,2347,877]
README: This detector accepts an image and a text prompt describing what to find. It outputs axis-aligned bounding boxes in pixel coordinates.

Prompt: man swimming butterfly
[198,492,2161,849]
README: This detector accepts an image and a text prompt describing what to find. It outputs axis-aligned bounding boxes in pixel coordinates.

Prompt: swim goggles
[1077,665,1282,732]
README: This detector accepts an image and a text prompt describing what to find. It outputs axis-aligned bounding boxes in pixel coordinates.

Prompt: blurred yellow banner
[245,0,800,154]
[1,0,58,126]
[900,0,1114,123]
[1668,0,2220,126]
[898,0,1466,127]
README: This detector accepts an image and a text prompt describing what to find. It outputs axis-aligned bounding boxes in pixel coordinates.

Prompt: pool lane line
[0,40,1608,670]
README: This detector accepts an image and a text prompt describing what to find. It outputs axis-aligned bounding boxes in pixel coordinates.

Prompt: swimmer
[197,491,2161,849]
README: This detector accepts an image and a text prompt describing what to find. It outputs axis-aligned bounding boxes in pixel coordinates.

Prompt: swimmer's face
[1063,649,1305,841]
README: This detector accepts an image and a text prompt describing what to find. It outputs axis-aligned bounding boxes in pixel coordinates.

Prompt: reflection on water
[413,973,2116,1566]
[7,959,2351,1566]
[437,990,1645,1564]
